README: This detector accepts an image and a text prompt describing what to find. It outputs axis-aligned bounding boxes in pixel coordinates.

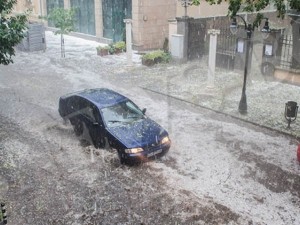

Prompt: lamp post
[230,16,270,114]
[230,15,253,114]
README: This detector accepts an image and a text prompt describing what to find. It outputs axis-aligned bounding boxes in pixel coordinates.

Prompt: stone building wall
[132,0,176,51]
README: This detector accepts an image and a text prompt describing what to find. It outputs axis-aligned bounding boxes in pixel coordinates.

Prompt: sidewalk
[130,60,300,139]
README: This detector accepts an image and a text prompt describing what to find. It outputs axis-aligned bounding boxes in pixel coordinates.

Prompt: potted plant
[96,45,110,56]
[113,41,126,54]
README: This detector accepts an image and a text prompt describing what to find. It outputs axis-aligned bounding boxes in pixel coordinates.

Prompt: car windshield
[101,100,144,127]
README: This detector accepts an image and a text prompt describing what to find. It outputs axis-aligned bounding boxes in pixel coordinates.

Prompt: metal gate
[214,18,236,70]
[187,16,236,70]
[278,34,300,71]
[102,0,132,42]
[188,19,206,59]
[278,35,293,70]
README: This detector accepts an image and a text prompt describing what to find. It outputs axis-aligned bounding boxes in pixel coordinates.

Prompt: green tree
[192,0,300,19]
[45,8,76,58]
[0,0,28,65]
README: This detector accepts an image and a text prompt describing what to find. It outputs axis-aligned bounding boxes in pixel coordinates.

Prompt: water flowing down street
[0,32,300,224]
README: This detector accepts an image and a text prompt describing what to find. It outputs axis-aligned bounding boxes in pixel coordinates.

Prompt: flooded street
[0,32,300,224]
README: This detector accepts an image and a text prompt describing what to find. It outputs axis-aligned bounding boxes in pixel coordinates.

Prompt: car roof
[69,88,127,109]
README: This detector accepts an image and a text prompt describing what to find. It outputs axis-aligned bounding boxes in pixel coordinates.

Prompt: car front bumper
[122,142,171,164]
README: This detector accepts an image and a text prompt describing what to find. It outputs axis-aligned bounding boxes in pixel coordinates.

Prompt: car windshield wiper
[108,120,123,123]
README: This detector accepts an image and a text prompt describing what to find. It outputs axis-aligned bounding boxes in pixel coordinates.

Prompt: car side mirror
[142,108,147,114]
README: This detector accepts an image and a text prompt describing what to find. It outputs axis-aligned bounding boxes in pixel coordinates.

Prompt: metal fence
[188,19,206,59]
[215,27,236,70]
[278,34,293,70]
[187,16,236,70]
[187,16,298,73]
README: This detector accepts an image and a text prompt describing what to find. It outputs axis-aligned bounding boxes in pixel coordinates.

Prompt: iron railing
[278,34,293,70]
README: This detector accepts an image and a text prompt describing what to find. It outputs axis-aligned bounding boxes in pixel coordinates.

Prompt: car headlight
[125,148,143,154]
[161,136,170,144]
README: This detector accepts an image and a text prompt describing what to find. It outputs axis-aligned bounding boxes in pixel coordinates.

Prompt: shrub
[102,41,126,55]
[114,41,126,52]
[142,50,171,66]
[96,45,110,51]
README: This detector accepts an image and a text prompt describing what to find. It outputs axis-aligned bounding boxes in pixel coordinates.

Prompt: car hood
[107,118,168,148]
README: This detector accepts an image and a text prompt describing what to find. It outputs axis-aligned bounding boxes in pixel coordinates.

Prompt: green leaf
[46,7,76,35]
[191,0,201,5]
[0,0,28,65]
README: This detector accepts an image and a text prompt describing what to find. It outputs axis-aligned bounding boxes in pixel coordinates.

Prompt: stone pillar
[39,0,47,15]
[207,29,220,88]
[176,17,190,62]
[39,0,47,25]
[95,0,103,38]
[124,19,133,66]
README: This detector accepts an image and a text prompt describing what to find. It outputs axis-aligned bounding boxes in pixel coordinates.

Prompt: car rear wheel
[73,120,83,136]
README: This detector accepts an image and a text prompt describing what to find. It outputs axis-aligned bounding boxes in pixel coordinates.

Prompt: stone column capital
[123,19,132,24]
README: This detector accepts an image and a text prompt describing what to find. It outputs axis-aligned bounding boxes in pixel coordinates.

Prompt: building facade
[14,0,179,51]
[13,0,237,51]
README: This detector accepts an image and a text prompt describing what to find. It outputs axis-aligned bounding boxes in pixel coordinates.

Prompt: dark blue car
[58,88,171,164]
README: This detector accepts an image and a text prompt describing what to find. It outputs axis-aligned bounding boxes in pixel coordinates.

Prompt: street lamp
[230,15,253,114]
[230,16,270,113]
[261,18,270,39]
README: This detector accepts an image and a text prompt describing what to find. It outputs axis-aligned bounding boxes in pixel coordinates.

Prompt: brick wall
[132,0,176,51]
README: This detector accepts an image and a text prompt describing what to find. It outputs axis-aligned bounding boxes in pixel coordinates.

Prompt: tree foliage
[46,8,76,35]
[192,0,300,19]
[43,7,76,58]
[0,0,28,65]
